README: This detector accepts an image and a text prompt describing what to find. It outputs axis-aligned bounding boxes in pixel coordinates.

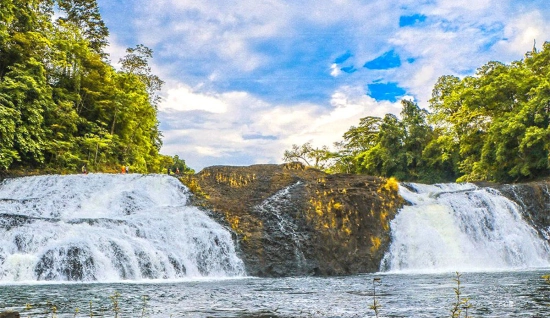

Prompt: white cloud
[430,0,494,16]
[160,86,228,114]
[159,84,402,170]
[501,11,550,55]
[282,86,403,148]
[126,0,406,83]
[104,34,128,70]
[330,63,341,77]
[132,0,291,74]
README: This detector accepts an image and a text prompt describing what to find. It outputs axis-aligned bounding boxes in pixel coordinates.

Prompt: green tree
[169,155,195,174]
[119,44,164,106]
[0,0,55,168]
[429,43,550,182]
[400,100,433,181]
[0,0,173,173]
[282,43,550,183]
[282,142,333,170]
[354,100,437,181]
[330,116,382,173]
[356,113,404,178]
[56,0,109,55]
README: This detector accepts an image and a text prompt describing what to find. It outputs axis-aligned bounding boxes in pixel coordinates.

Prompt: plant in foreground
[24,303,32,318]
[451,272,473,318]
[370,277,382,318]
[110,291,121,318]
[140,295,149,318]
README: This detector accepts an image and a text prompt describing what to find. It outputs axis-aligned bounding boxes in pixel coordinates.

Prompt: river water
[1,270,550,317]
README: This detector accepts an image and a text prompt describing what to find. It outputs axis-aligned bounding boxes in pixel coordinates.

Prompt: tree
[281,44,550,182]
[0,0,55,167]
[400,100,433,180]
[169,155,195,174]
[354,101,438,181]
[340,116,382,154]
[427,42,550,182]
[283,142,333,170]
[330,116,382,173]
[119,44,164,106]
[56,0,109,55]
[0,0,172,173]
[356,113,405,178]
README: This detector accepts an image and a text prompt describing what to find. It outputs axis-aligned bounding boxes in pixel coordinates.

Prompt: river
[1,270,550,317]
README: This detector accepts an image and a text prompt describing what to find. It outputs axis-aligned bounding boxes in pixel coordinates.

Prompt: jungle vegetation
[0,0,190,174]
[284,42,550,183]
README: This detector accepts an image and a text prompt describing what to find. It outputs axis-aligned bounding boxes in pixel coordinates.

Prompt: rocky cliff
[181,163,403,277]
[495,181,550,240]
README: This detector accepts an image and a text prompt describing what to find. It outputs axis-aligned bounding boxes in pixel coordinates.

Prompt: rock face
[494,180,550,240]
[181,163,403,277]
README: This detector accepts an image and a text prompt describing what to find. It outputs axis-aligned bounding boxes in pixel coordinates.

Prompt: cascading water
[0,174,245,282]
[254,182,308,270]
[382,183,550,273]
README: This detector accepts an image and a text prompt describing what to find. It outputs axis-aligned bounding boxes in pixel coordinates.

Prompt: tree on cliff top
[283,142,334,170]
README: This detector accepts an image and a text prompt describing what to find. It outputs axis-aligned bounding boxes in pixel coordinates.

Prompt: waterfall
[382,183,550,273]
[254,182,308,271]
[0,174,245,282]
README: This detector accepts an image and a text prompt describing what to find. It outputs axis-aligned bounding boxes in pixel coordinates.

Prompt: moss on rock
[180,163,404,277]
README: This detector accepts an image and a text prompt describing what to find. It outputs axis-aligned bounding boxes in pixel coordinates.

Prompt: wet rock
[35,245,96,281]
[0,214,34,231]
[181,163,403,277]
[493,180,550,239]
[0,311,20,318]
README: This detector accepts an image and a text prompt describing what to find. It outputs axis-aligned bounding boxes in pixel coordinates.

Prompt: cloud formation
[158,85,402,169]
[98,0,550,170]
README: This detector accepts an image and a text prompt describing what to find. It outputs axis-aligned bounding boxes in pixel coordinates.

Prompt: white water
[254,182,307,270]
[0,174,245,282]
[382,183,550,273]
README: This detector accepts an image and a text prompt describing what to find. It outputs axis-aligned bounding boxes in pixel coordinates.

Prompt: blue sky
[96,0,550,170]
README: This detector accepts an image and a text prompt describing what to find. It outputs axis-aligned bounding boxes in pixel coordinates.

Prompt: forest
[0,0,193,174]
[284,42,550,183]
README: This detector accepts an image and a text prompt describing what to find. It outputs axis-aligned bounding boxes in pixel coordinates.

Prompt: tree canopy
[0,0,182,173]
[284,43,550,183]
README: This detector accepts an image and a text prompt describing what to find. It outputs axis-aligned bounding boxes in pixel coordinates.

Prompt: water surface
[2,270,550,317]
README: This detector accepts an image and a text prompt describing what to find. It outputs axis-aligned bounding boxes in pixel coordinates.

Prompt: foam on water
[382,183,550,273]
[0,174,245,282]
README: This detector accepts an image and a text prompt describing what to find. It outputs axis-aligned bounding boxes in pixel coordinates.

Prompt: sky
[96,0,550,171]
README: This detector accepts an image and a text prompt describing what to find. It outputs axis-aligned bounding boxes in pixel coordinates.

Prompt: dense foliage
[0,0,175,173]
[284,43,550,183]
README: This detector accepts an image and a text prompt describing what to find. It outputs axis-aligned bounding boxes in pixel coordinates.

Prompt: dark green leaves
[0,0,170,173]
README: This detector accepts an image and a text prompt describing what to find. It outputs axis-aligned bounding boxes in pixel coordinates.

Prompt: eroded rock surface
[181,163,403,277]
[495,181,550,240]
